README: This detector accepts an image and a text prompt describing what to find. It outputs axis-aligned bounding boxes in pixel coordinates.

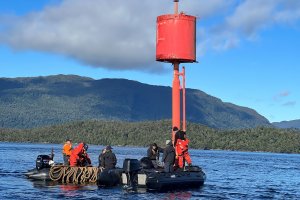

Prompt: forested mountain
[272,119,300,129]
[1,120,299,153]
[0,75,271,129]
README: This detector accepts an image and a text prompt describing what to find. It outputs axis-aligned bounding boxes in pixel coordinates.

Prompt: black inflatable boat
[98,157,206,191]
[25,155,52,181]
[26,155,206,191]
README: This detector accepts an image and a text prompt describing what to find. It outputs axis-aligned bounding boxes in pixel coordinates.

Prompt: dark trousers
[164,162,174,173]
[63,154,70,166]
[151,160,158,168]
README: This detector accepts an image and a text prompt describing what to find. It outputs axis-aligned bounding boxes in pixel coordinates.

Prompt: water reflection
[163,191,192,200]
[31,180,60,188]
[59,184,84,198]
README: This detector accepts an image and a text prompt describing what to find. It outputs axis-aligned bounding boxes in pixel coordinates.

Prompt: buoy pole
[171,0,181,143]
[172,62,181,141]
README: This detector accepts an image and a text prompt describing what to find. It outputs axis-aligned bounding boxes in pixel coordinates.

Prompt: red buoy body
[156,14,196,63]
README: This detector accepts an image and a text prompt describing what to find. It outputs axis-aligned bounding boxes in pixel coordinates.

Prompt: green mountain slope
[0,75,270,129]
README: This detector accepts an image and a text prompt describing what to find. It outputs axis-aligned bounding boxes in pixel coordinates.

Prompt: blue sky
[0,0,299,123]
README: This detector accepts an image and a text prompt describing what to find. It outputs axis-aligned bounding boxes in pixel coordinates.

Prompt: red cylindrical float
[156,13,196,63]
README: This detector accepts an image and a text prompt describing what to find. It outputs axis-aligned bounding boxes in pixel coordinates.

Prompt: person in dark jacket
[147,143,164,168]
[98,148,106,167]
[100,145,117,169]
[162,140,176,172]
[173,127,184,147]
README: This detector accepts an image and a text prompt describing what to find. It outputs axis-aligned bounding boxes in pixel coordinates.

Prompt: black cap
[66,138,72,142]
[83,144,88,151]
[106,145,113,150]
[173,127,179,131]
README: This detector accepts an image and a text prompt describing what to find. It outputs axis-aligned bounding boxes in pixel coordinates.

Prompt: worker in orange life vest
[176,131,192,168]
[62,139,72,166]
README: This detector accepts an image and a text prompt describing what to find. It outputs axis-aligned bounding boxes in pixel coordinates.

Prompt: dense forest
[1,120,299,154]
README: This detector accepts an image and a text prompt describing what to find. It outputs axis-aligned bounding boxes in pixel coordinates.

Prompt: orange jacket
[69,143,91,167]
[176,139,190,155]
[62,143,72,156]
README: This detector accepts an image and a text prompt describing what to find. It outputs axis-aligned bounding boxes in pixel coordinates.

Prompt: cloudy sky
[0,0,300,122]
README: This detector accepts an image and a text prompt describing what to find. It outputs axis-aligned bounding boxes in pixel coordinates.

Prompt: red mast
[156,0,196,142]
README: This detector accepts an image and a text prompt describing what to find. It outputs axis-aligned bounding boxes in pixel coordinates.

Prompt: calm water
[0,142,299,199]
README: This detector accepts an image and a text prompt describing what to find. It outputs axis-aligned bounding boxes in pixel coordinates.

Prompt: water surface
[0,142,299,199]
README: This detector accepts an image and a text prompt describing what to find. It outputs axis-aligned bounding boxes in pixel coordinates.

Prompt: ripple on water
[1,143,300,199]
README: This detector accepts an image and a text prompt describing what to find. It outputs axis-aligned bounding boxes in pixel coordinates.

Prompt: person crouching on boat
[176,132,192,168]
[69,143,91,167]
[100,145,117,169]
[62,139,73,166]
[162,140,175,172]
[147,143,164,168]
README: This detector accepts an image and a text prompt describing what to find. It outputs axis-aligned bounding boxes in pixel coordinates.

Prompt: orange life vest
[62,143,72,156]
[176,138,189,155]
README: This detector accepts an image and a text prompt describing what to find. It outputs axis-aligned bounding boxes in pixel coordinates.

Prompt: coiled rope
[49,165,101,183]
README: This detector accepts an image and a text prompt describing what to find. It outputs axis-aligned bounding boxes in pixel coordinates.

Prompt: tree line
[0,120,300,153]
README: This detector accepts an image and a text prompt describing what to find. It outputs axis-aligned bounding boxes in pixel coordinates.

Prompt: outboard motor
[36,155,51,170]
[140,157,154,169]
[123,159,140,190]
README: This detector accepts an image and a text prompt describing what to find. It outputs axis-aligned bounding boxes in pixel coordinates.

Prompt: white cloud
[0,0,232,72]
[199,0,300,53]
[282,101,296,106]
[273,90,290,101]
[0,0,300,71]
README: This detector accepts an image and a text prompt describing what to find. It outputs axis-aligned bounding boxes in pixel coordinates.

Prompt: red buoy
[156,14,196,63]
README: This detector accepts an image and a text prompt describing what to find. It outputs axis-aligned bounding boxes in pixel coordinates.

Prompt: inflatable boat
[26,155,206,191]
[25,155,52,181]
[25,167,51,181]
[109,157,206,191]
[25,154,98,183]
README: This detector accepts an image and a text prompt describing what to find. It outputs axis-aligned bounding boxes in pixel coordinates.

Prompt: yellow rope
[90,167,100,183]
[49,165,99,183]
[49,165,65,181]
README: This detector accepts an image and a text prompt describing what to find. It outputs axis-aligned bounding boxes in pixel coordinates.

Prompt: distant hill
[272,120,300,129]
[0,75,271,129]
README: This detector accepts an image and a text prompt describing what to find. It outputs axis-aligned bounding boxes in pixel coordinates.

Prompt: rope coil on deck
[49,165,100,183]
